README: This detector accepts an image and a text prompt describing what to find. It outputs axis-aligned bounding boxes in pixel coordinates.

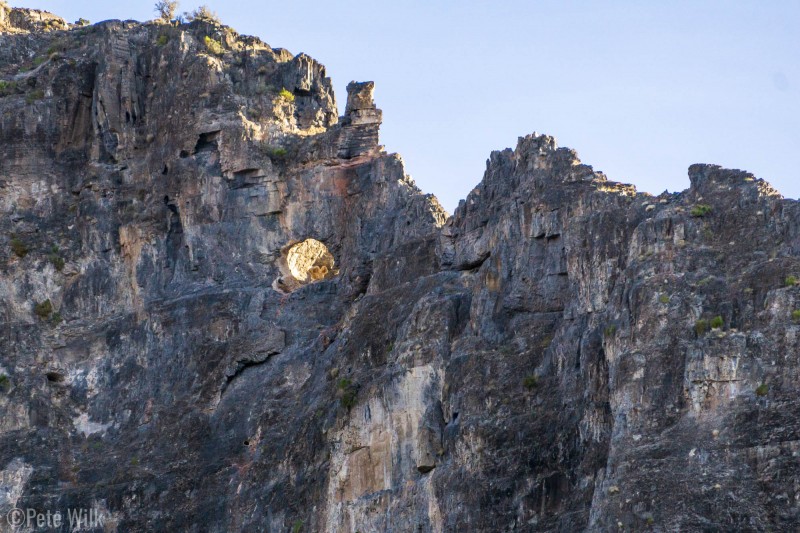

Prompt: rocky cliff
[2,6,800,532]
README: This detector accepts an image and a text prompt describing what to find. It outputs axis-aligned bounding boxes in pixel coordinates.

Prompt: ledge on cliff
[0,4,69,33]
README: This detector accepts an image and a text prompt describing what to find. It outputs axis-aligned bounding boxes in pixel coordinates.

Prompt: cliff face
[2,7,800,533]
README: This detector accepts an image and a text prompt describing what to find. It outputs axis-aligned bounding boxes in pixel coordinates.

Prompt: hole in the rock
[179,149,190,158]
[288,239,334,282]
[194,130,220,154]
[162,164,169,175]
[243,439,250,446]
[452,412,459,422]
[273,238,338,293]
[46,372,65,383]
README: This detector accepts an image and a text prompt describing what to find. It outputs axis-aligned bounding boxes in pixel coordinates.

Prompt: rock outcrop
[2,7,800,533]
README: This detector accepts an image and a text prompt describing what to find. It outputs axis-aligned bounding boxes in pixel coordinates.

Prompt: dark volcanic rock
[2,6,800,533]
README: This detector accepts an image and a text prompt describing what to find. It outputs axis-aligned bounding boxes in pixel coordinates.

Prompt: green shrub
[603,324,617,337]
[292,520,303,533]
[156,34,169,46]
[755,383,768,397]
[340,389,357,409]
[278,88,295,103]
[76,18,91,26]
[659,294,670,304]
[690,204,712,217]
[187,5,220,23]
[51,312,63,325]
[539,334,554,350]
[0,374,10,393]
[10,237,29,257]
[0,80,17,95]
[34,299,53,319]
[26,89,45,103]
[695,319,709,336]
[792,310,800,322]
[203,35,224,56]
[786,275,798,287]
[523,375,539,389]
[265,146,287,159]
[710,316,724,329]
[49,252,65,271]
[337,378,357,409]
[32,56,47,67]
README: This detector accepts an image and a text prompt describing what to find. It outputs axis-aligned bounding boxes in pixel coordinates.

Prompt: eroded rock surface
[2,7,800,533]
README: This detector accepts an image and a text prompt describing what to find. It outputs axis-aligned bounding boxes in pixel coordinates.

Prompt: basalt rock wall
[1,6,800,532]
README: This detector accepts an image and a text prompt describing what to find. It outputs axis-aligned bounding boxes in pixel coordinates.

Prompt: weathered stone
[2,7,800,533]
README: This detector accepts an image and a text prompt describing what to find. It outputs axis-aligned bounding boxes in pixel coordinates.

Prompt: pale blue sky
[22,1,800,212]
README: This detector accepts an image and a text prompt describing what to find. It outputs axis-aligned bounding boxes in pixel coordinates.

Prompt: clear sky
[21,1,800,212]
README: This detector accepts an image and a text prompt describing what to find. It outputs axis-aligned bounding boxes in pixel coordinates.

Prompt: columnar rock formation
[1,6,799,532]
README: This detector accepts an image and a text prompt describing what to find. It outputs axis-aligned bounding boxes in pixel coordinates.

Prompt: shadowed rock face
[2,7,800,533]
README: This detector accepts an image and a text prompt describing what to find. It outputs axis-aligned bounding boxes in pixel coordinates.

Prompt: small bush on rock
[691,204,712,217]
[539,334,554,350]
[10,236,28,257]
[695,319,709,336]
[786,275,798,287]
[267,146,287,159]
[0,80,17,95]
[26,89,45,103]
[203,36,224,56]
[49,247,65,271]
[755,383,768,397]
[279,88,295,103]
[710,316,724,329]
[187,5,220,23]
[337,378,358,409]
[34,299,53,319]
